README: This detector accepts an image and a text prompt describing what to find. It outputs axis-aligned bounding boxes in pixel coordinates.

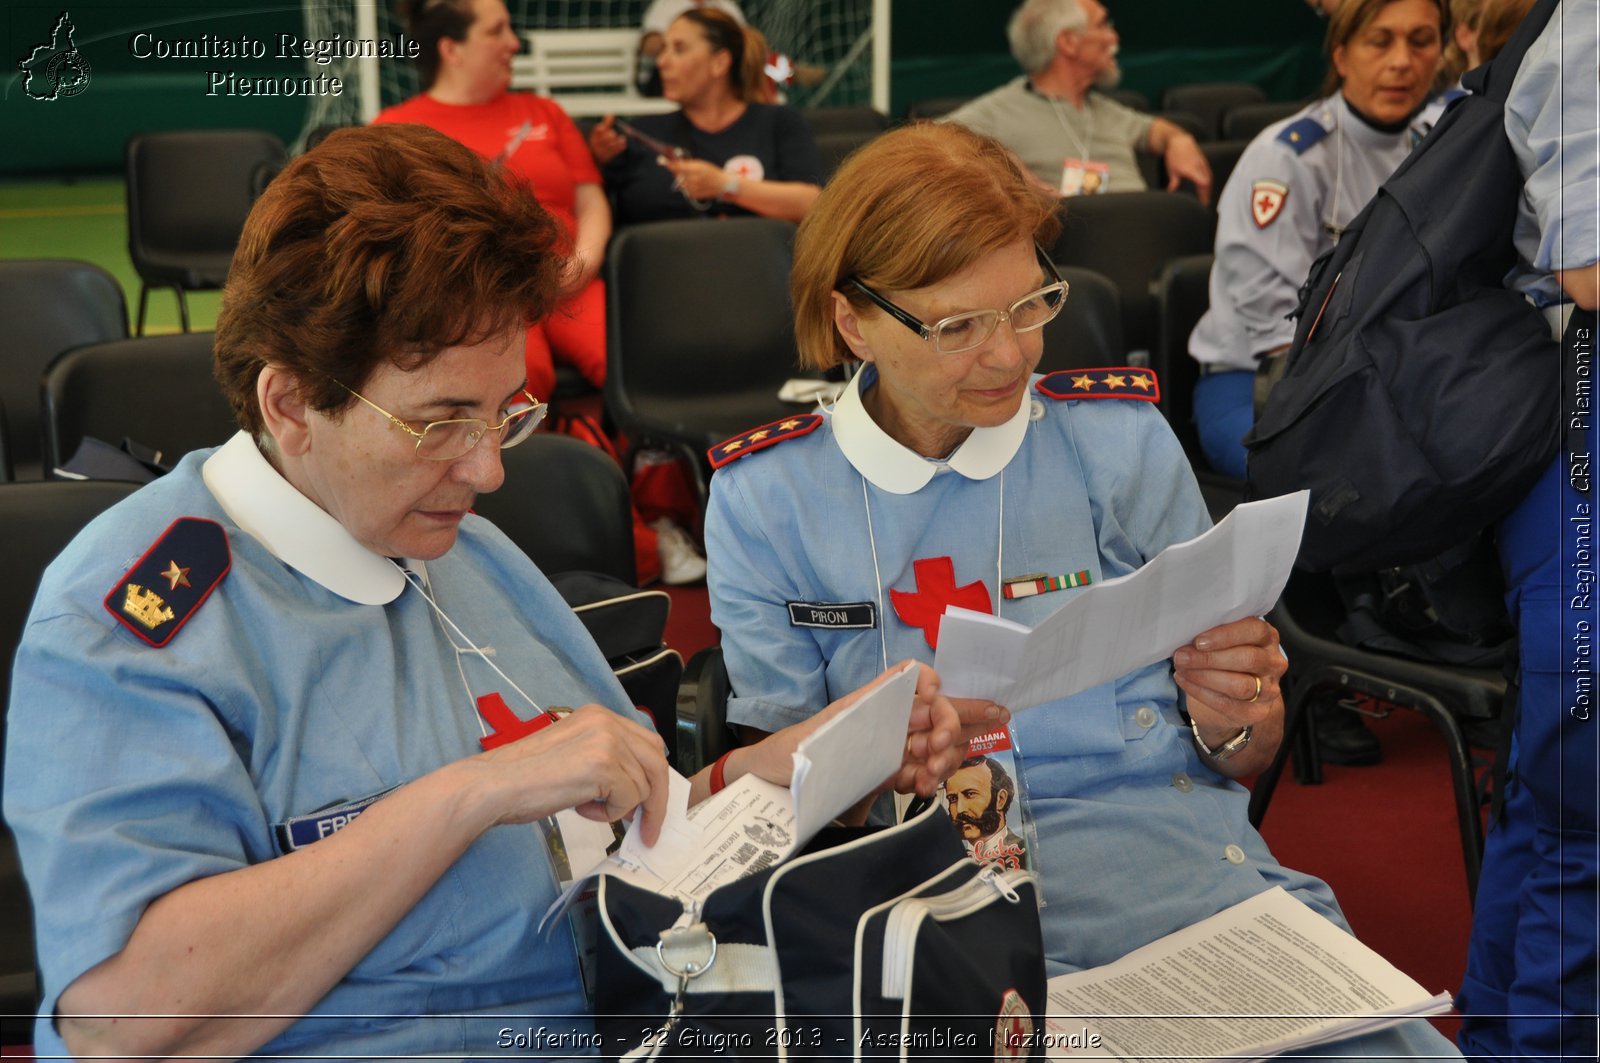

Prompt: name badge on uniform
[1060,158,1110,197]
[787,601,876,629]
[275,786,398,853]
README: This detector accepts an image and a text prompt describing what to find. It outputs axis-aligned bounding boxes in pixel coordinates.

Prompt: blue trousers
[1458,314,1600,1061]
[1193,369,1254,479]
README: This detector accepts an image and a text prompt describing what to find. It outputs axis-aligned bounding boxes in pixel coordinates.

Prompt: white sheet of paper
[550,807,621,881]
[789,660,918,839]
[611,767,697,881]
[933,491,1308,710]
[544,661,920,917]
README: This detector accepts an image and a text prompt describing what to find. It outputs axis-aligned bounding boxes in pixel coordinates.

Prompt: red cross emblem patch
[889,556,992,650]
[994,988,1034,1059]
[1251,179,1289,228]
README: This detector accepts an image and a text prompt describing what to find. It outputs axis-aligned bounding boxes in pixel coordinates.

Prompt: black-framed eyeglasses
[843,245,1069,355]
[335,381,547,462]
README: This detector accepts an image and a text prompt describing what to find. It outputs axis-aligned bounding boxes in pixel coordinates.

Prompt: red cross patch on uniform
[1035,368,1160,403]
[707,413,822,468]
[889,556,992,650]
[1251,179,1289,228]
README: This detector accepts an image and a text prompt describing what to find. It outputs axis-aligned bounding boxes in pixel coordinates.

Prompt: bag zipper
[880,865,1031,998]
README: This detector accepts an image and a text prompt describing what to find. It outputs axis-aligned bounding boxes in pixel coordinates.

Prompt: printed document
[1043,886,1451,1061]
[934,491,1308,710]
[544,662,919,917]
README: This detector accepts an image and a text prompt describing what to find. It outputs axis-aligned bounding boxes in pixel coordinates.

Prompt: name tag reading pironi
[786,601,876,629]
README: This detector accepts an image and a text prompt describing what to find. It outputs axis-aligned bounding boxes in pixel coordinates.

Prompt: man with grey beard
[943,0,1212,203]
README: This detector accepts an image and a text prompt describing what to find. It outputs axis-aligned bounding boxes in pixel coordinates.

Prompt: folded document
[934,491,1309,710]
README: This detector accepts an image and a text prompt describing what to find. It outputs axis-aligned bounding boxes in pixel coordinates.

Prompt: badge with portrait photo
[944,727,1037,880]
[1060,158,1110,197]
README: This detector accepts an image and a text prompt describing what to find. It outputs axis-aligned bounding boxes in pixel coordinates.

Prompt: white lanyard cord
[396,562,545,731]
[1329,104,1346,240]
[1049,96,1095,161]
[860,469,1006,675]
[861,477,891,676]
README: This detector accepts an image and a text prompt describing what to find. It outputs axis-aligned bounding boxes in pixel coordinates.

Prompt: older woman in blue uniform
[0,125,960,1061]
[1458,2,1600,1058]
[704,121,1460,1059]
[1189,0,1445,479]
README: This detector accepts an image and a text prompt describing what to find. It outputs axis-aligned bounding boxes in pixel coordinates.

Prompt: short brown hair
[401,0,476,90]
[790,123,1060,371]
[677,7,770,104]
[1322,0,1446,96]
[214,124,564,437]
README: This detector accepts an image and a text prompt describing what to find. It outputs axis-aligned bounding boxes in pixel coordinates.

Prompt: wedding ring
[1247,674,1263,703]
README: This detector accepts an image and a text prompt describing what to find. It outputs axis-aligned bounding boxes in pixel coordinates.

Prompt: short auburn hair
[214,123,565,437]
[791,122,1060,371]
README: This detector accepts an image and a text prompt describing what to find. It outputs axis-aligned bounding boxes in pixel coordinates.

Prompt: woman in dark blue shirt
[589,7,823,225]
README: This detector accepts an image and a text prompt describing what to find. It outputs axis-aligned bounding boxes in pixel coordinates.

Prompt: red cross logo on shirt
[1251,179,1289,228]
[476,693,558,750]
[889,556,992,650]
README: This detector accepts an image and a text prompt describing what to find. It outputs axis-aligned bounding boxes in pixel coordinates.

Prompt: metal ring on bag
[656,924,718,980]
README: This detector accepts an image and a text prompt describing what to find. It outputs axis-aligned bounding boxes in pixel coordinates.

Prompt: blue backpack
[1243,0,1562,575]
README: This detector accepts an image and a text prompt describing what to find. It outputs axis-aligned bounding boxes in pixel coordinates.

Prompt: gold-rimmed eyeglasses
[335,381,547,461]
[844,245,1069,355]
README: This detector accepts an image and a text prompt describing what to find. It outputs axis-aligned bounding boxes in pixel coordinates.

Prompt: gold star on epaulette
[707,413,824,469]
[1034,368,1161,404]
[103,517,232,649]
[162,560,191,590]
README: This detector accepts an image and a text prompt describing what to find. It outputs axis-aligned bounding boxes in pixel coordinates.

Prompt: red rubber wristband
[709,750,735,794]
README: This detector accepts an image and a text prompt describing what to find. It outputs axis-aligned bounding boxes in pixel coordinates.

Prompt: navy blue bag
[1243,0,1561,575]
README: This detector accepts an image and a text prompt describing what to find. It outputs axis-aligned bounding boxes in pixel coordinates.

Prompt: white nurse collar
[203,431,408,604]
[831,365,1031,495]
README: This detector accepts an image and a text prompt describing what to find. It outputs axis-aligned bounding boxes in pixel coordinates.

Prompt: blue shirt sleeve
[703,460,833,732]
[1506,0,1599,275]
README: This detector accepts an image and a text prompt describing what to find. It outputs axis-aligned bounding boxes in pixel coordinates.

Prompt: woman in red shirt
[376,0,610,403]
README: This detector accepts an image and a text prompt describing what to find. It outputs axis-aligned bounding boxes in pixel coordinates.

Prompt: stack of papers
[1042,887,1451,1061]
[548,662,920,916]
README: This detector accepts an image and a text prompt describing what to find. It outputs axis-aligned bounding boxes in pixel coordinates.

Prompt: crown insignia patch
[103,518,231,647]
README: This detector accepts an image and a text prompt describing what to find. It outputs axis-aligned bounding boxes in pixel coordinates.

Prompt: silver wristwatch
[1190,719,1253,761]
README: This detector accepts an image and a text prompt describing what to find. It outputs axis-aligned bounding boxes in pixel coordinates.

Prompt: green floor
[0,179,222,335]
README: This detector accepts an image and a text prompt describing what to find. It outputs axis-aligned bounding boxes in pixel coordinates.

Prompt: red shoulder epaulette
[1035,368,1160,403]
[707,413,823,469]
[103,517,231,647]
